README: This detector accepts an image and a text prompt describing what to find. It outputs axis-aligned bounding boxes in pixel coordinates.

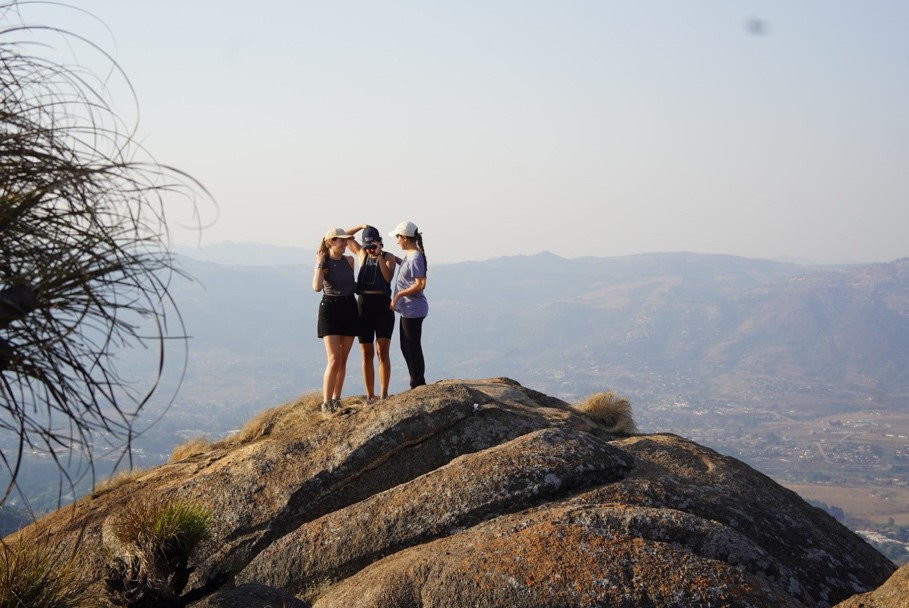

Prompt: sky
[17,1,909,264]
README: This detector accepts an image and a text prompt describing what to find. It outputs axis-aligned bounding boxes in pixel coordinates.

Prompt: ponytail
[318,238,330,255]
[414,231,428,271]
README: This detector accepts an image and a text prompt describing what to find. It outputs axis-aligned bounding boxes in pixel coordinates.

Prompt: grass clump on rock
[0,526,92,608]
[105,496,214,607]
[575,390,638,435]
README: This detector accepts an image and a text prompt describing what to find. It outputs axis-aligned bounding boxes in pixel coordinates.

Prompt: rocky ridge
[11,378,899,607]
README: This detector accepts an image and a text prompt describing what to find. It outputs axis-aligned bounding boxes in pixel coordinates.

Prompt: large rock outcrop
[8,378,897,607]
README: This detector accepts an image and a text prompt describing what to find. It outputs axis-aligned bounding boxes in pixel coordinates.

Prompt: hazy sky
[22,1,909,264]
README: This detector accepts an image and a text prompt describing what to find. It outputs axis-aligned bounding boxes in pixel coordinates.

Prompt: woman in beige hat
[312,227,357,412]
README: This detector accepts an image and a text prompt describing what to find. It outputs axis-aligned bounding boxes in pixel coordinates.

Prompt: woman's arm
[391,276,426,310]
[312,251,327,292]
[378,249,397,282]
[346,224,366,256]
[400,276,426,296]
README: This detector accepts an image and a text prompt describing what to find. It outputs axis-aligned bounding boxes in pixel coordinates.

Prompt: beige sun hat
[324,227,354,240]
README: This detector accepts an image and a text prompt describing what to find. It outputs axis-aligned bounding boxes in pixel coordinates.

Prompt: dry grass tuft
[0,525,93,608]
[217,392,324,448]
[226,404,290,445]
[575,391,638,435]
[169,437,211,463]
[92,468,146,498]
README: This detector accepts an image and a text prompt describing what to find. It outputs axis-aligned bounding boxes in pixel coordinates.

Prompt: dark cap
[362,225,381,245]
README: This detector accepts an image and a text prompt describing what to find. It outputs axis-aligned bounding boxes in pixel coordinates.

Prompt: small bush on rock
[576,391,638,435]
[105,496,215,607]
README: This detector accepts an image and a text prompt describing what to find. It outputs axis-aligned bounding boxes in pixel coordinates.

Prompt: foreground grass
[0,526,92,608]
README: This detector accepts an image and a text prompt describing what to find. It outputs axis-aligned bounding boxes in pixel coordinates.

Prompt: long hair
[318,238,330,255]
[413,231,428,271]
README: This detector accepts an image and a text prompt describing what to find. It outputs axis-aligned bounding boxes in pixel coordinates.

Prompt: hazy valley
[4,246,908,562]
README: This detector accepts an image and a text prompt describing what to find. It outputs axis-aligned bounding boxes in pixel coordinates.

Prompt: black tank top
[356,254,391,297]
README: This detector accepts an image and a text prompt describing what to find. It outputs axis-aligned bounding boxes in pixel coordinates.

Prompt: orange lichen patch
[457,519,786,606]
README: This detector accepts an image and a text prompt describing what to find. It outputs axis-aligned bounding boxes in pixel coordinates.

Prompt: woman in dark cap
[346,224,397,402]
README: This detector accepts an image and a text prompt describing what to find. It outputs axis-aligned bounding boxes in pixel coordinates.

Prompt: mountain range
[5,245,908,538]
[166,244,909,420]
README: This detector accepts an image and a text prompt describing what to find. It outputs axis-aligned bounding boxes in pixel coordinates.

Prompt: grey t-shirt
[393,251,428,318]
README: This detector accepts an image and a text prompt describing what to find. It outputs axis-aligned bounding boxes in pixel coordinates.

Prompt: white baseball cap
[389,221,419,238]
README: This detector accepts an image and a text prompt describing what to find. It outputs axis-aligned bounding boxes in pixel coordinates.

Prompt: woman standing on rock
[313,227,357,413]
[345,224,397,402]
[389,220,428,389]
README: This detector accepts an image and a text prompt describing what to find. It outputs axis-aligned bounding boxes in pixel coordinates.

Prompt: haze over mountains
[6,243,908,545]
[163,244,909,543]
[170,242,909,420]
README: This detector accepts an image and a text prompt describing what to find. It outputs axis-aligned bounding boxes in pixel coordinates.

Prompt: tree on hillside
[0,1,214,506]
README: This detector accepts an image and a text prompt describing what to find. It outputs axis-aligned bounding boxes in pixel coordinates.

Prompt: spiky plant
[106,496,212,606]
[0,0,214,505]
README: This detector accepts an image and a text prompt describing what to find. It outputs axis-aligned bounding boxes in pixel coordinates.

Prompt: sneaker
[321,399,342,414]
[365,396,378,405]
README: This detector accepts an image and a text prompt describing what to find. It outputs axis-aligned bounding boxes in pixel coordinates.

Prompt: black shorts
[358,293,395,343]
[317,295,358,338]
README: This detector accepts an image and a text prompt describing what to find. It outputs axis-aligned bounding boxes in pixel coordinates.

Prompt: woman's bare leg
[376,337,392,398]
[361,342,376,398]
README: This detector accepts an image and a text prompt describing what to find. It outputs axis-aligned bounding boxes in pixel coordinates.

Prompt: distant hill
[431,253,909,413]
[159,250,909,422]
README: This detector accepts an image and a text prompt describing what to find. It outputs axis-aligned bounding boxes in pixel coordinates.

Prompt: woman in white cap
[312,227,357,412]
[389,220,428,389]
[344,224,397,402]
